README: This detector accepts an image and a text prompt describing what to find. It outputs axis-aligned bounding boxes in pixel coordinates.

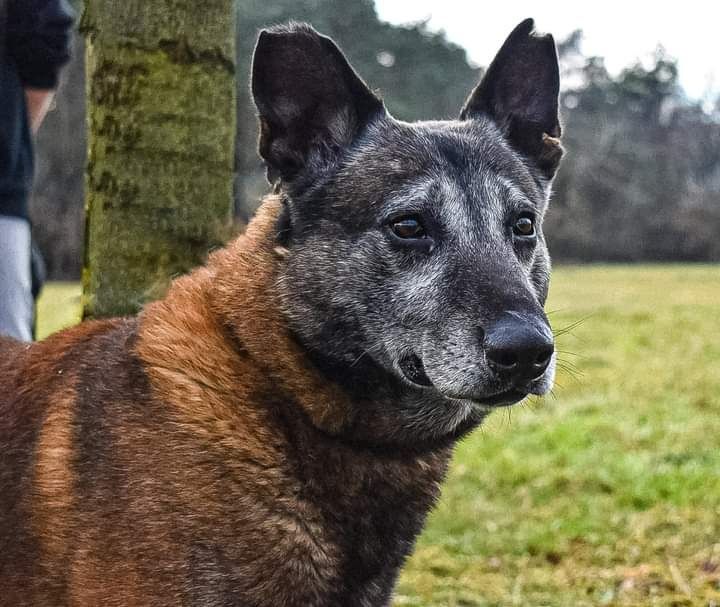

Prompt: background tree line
[31,0,720,279]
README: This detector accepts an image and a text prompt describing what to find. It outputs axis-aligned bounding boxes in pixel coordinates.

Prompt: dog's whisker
[555,348,585,358]
[350,350,369,367]
[555,359,583,375]
[552,314,593,338]
[556,364,583,378]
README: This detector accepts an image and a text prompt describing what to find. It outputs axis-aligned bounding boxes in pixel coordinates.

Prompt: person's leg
[0,215,33,341]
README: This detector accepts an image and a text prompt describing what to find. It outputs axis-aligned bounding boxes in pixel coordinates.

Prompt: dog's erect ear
[251,23,385,184]
[461,19,563,177]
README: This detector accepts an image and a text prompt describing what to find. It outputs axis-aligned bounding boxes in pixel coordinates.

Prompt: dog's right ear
[251,23,385,184]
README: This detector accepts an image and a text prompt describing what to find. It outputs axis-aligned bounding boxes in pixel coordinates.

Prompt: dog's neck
[142,196,352,434]
[138,196,481,453]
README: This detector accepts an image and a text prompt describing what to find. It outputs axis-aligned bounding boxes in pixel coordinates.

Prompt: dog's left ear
[251,23,385,184]
[461,18,563,178]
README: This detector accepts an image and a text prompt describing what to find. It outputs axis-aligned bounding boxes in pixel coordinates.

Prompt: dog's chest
[177,448,447,607]
[267,446,449,606]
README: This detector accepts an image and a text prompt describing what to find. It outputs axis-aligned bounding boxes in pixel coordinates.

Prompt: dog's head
[251,20,563,447]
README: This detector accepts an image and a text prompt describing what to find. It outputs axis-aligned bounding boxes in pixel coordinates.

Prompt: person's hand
[24,88,56,134]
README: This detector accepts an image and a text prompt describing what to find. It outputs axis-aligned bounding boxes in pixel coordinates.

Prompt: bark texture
[81,0,235,318]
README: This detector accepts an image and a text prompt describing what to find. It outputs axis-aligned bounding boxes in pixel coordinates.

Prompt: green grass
[36,266,720,606]
[36,281,82,340]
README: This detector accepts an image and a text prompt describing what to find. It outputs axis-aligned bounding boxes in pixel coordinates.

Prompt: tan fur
[540,132,564,172]
[31,385,76,571]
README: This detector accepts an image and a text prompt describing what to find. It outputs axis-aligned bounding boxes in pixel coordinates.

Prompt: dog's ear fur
[251,23,385,184]
[461,18,563,177]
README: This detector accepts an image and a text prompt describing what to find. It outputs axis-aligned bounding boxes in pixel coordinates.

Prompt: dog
[0,18,563,606]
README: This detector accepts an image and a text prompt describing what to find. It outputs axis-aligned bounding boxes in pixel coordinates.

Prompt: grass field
[36,265,720,606]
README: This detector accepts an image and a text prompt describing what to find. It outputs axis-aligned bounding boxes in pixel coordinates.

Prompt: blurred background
[34,0,720,278]
[33,1,720,605]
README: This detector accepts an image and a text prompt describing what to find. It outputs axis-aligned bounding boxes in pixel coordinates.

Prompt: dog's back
[0,319,148,604]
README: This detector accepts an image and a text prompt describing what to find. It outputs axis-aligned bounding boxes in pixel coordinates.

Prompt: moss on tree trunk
[81,0,235,318]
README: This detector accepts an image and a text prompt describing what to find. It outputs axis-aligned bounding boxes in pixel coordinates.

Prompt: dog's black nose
[484,317,554,384]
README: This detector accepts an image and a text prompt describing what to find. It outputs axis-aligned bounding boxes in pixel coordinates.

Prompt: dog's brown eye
[513,215,535,237]
[391,217,426,239]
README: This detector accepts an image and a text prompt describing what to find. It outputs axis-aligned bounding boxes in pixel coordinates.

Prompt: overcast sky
[374,0,719,104]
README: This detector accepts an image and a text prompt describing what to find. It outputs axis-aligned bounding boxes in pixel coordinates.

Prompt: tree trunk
[81,1,235,318]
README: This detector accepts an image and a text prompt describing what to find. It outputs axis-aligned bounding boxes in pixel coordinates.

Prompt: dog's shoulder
[0,317,137,430]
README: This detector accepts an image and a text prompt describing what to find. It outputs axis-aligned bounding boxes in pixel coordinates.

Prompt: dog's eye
[390,216,427,240]
[513,215,535,237]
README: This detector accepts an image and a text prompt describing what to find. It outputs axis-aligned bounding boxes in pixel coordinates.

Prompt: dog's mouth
[472,389,527,407]
[398,354,528,407]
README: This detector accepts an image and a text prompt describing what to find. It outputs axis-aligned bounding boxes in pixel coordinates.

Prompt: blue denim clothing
[0,215,33,340]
